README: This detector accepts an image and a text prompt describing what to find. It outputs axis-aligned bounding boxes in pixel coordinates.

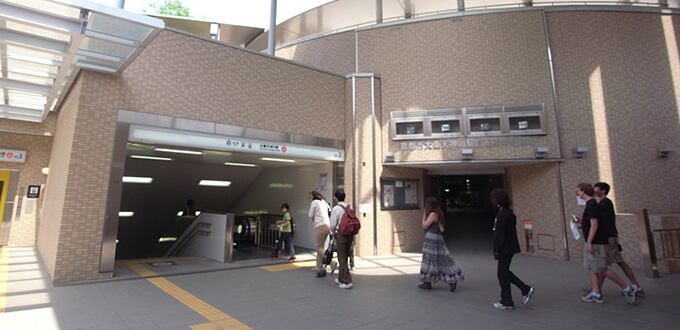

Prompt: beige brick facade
[2,8,680,282]
[278,9,680,266]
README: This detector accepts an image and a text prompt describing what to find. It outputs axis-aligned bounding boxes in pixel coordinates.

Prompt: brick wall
[37,30,347,282]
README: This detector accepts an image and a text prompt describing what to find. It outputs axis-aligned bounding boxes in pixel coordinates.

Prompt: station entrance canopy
[0,0,164,122]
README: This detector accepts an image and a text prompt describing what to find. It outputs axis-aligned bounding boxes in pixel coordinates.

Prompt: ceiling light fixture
[130,155,173,161]
[261,157,296,163]
[224,162,257,167]
[122,176,153,184]
[155,147,203,155]
[199,180,232,187]
[118,211,134,217]
[269,183,294,188]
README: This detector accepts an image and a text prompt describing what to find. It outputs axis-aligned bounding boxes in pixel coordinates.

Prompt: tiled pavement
[1,246,679,329]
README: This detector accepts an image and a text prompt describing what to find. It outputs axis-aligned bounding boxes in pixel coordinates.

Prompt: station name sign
[400,137,537,151]
[130,126,344,161]
[0,148,27,163]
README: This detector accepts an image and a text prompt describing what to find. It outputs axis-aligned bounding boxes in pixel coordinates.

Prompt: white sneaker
[339,282,353,289]
[623,285,636,304]
[334,278,340,285]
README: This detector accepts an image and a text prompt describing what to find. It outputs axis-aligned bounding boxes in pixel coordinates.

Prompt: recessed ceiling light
[269,183,294,188]
[155,147,203,155]
[130,155,173,161]
[122,176,153,184]
[199,180,232,187]
[224,162,257,167]
[118,211,134,217]
[261,157,296,163]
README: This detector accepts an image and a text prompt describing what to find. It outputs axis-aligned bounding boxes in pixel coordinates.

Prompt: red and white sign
[0,148,27,163]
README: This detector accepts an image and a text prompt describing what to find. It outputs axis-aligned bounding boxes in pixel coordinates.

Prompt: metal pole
[376,0,383,24]
[268,0,277,56]
[638,209,661,278]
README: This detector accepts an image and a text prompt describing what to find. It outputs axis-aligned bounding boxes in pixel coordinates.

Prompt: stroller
[315,235,338,277]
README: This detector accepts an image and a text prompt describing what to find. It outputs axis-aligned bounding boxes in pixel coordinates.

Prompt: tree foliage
[143,0,191,17]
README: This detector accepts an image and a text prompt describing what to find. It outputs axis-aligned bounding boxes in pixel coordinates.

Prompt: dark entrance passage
[429,174,505,251]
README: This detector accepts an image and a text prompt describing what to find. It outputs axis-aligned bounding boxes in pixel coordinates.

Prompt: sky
[92,0,334,28]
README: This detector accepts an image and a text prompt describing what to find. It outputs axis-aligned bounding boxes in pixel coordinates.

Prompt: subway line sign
[0,148,27,163]
[129,126,344,161]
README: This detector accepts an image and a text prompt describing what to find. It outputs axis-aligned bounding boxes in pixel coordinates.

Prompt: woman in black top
[491,189,534,309]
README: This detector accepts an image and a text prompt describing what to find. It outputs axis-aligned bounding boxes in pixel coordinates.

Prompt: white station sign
[0,148,27,163]
[129,126,344,161]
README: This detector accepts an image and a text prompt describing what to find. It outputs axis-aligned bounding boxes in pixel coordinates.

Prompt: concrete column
[268,0,277,56]
[346,73,382,256]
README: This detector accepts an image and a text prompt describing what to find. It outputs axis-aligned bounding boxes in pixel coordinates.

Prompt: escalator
[149,214,281,259]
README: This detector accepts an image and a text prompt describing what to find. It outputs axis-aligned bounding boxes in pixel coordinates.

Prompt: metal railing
[255,215,281,248]
[654,228,680,260]
[163,221,212,257]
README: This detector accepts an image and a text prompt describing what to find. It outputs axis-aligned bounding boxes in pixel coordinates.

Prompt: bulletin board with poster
[380,179,420,210]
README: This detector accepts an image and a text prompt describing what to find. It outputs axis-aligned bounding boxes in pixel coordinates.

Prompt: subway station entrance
[429,174,505,251]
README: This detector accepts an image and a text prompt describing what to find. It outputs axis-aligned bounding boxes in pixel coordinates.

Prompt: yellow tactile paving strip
[260,260,315,272]
[0,248,9,313]
[124,260,252,329]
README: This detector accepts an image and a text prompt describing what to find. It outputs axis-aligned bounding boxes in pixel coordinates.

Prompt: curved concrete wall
[276,8,680,262]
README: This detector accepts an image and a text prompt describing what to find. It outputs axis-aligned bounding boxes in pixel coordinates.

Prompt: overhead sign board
[0,148,27,163]
[128,126,344,161]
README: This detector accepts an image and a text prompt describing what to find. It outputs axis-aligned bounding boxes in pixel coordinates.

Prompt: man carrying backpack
[330,189,359,289]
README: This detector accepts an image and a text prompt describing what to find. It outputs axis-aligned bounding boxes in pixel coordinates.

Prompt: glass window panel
[396,122,424,135]
[7,72,54,86]
[381,179,419,210]
[8,91,46,110]
[6,0,81,19]
[6,21,71,43]
[87,14,155,44]
[470,118,501,132]
[8,58,59,77]
[80,37,136,60]
[7,45,64,65]
[75,56,121,72]
[432,120,460,133]
[509,116,541,131]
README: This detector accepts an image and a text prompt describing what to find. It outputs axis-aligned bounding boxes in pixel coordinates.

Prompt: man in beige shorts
[577,183,636,304]
[594,182,644,296]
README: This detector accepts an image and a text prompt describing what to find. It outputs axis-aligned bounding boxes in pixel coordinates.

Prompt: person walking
[270,203,296,262]
[308,189,331,272]
[593,182,644,296]
[330,189,354,289]
[491,189,534,310]
[576,183,636,304]
[418,197,463,292]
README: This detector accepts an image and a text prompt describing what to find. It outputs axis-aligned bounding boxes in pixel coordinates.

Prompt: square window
[509,116,541,131]
[432,120,460,134]
[396,122,424,135]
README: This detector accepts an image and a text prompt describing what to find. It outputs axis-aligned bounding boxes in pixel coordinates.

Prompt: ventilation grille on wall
[391,104,543,118]
[466,106,503,115]
[427,108,464,116]
[391,110,427,118]
[504,104,544,113]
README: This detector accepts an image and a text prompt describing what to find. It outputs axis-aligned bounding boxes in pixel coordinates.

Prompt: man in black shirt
[594,182,644,296]
[576,183,636,304]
